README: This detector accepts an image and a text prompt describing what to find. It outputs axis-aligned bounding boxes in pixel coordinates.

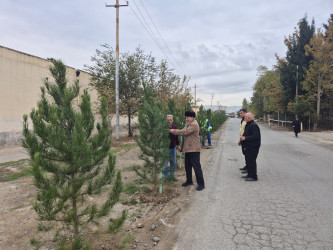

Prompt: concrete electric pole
[194,83,197,106]
[106,0,128,140]
[296,65,299,103]
[211,94,214,110]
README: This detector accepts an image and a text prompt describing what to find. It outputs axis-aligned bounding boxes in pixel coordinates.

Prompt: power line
[129,5,166,58]
[137,0,186,75]
[132,0,164,53]
[130,2,177,71]
[129,1,184,76]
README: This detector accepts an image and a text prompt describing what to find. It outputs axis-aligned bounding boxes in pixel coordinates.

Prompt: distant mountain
[202,105,241,113]
[225,106,242,113]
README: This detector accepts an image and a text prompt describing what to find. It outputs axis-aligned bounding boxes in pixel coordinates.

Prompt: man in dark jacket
[292,117,301,137]
[238,109,247,173]
[240,112,261,181]
[163,115,180,181]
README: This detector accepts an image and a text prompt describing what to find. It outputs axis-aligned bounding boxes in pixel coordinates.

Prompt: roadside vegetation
[245,14,333,131]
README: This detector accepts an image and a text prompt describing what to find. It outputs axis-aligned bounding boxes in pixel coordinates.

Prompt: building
[0,45,129,148]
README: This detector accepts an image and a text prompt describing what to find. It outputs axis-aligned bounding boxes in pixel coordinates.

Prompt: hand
[177,146,181,151]
[170,129,175,134]
[238,141,241,146]
[240,136,245,141]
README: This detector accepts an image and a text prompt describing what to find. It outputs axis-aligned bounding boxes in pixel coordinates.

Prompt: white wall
[0,46,132,147]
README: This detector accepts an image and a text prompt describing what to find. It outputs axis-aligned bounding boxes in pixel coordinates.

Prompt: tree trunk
[71,174,79,239]
[153,149,157,189]
[314,83,321,131]
[128,109,133,137]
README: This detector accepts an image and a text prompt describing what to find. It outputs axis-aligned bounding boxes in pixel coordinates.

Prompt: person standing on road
[238,109,247,174]
[163,115,180,182]
[170,110,205,191]
[240,112,261,181]
[201,118,212,146]
[292,116,301,138]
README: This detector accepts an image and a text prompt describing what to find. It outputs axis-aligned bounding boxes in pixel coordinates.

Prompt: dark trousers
[244,147,259,179]
[241,146,246,169]
[185,152,205,187]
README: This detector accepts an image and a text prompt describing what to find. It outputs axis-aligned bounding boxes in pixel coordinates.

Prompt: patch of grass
[133,178,145,185]
[123,183,141,195]
[58,236,91,250]
[129,199,138,205]
[123,183,149,195]
[30,238,41,249]
[140,185,149,192]
[109,210,127,234]
[111,144,137,154]
[118,232,133,250]
[122,164,141,172]
[121,198,140,206]
[9,204,24,212]
[0,167,33,182]
[0,159,29,167]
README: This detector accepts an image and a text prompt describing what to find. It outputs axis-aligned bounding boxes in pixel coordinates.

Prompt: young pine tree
[22,59,122,247]
[196,105,207,141]
[166,99,186,129]
[135,85,170,190]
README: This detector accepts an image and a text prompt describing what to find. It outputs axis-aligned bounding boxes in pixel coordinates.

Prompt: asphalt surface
[174,118,333,250]
[0,146,28,164]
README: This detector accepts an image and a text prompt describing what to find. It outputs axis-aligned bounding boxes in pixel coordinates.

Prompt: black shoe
[245,177,257,181]
[196,186,205,191]
[182,182,194,187]
[241,175,249,178]
[172,177,178,182]
[241,170,248,174]
[239,167,247,170]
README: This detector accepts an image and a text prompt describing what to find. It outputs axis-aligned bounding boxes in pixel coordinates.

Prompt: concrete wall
[0,46,132,147]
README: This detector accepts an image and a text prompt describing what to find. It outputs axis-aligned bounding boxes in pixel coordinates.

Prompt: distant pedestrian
[163,115,180,181]
[201,118,212,146]
[170,110,205,191]
[240,112,261,181]
[238,109,247,174]
[292,117,301,138]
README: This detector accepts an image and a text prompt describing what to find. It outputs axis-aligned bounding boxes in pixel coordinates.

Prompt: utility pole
[296,65,298,103]
[211,94,214,110]
[106,0,128,140]
[194,83,197,106]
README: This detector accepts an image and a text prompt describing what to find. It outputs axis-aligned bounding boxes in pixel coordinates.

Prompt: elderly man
[163,115,180,181]
[170,110,205,191]
[240,112,261,181]
[238,109,247,173]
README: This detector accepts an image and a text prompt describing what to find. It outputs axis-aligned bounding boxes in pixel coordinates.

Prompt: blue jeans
[163,146,176,178]
[201,131,211,146]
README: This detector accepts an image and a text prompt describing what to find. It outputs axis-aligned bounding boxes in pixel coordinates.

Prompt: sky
[1,0,332,106]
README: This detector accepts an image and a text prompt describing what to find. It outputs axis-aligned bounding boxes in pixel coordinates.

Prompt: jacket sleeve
[173,123,197,136]
[244,124,260,142]
[174,125,180,145]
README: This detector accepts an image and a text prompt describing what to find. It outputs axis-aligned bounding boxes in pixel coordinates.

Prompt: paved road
[174,118,333,250]
[0,147,28,164]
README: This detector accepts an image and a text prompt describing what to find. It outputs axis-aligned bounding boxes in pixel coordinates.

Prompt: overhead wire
[137,0,186,75]
[132,0,164,52]
[129,0,185,76]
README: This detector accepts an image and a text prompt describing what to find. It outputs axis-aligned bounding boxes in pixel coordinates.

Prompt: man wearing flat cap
[170,110,205,191]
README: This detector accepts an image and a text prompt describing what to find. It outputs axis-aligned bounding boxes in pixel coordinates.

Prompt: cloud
[1,0,332,106]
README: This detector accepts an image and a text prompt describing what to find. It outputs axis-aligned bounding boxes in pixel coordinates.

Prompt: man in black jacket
[240,112,261,181]
[292,117,301,137]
